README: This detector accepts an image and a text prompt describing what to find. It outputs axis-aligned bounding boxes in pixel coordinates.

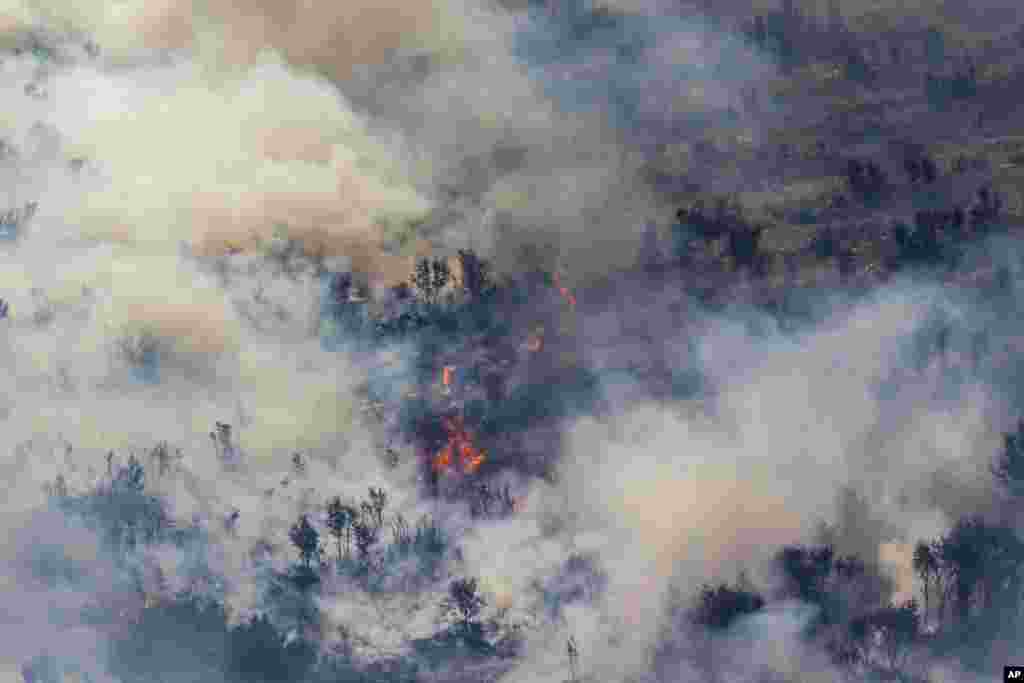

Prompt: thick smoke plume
[0,0,1022,682]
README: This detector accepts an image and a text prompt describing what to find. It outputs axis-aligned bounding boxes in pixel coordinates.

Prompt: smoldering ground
[0,0,1022,682]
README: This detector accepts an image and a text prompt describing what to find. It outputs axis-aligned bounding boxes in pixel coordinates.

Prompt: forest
[2,0,1024,682]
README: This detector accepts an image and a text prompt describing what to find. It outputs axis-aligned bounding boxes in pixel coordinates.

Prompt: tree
[937,516,1024,628]
[567,635,580,682]
[412,258,451,306]
[114,454,145,493]
[921,156,938,184]
[227,613,316,683]
[749,15,767,49]
[325,497,356,562]
[52,473,68,499]
[368,487,388,529]
[912,540,941,628]
[992,419,1024,499]
[352,516,379,562]
[692,582,765,631]
[457,248,492,300]
[905,153,937,185]
[288,514,320,571]
[846,159,887,203]
[329,272,352,305]
[849,600,921,677]
[443,577,486,632]
[431,258,450,300]
[969,185,1003,234]
[727,225,764,272]
[777,544,835,604]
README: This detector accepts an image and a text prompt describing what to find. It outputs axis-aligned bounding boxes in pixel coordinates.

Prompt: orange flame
[432,416,487,475]
[442,365,454,387]
[433,447,451,471]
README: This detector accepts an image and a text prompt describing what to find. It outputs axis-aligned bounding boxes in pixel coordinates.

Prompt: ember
[553,272,576,309]
[432,415,487,475]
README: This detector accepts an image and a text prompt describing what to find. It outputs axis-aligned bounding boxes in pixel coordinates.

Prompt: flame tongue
[433,415,486,475]
[553,272,576,308]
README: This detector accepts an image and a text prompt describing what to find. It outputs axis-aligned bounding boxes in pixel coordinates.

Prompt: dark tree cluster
[845,600,921,678]
[925,63,978,108]
[673,197,765,272]
[914,517,1024,632]
[442,577,486,634]
[845,159,888,203]
[776,544,868,609]
[968,185,1004,234]
[992,418,1024,497]
[456,248,493,300]
[412,257,451,306]
[692,581,765,631]
[773,543,925,678]
[288,515,321,572]
[466,481,517,519]
[904,154,938,186]
[329,271,353,305]
[742,6,806,72]
[887,186,1006,269]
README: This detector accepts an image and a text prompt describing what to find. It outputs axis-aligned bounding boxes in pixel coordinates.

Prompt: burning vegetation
[432,415,487,476]
[553,272,577,309]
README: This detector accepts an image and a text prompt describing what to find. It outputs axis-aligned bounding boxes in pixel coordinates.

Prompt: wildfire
[433,415,487,475]
[442,365,454,387]
[553,272,576,309]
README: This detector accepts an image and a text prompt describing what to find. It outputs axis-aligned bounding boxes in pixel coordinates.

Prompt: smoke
[457,274,1018,682]
[0,0,1021,681]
